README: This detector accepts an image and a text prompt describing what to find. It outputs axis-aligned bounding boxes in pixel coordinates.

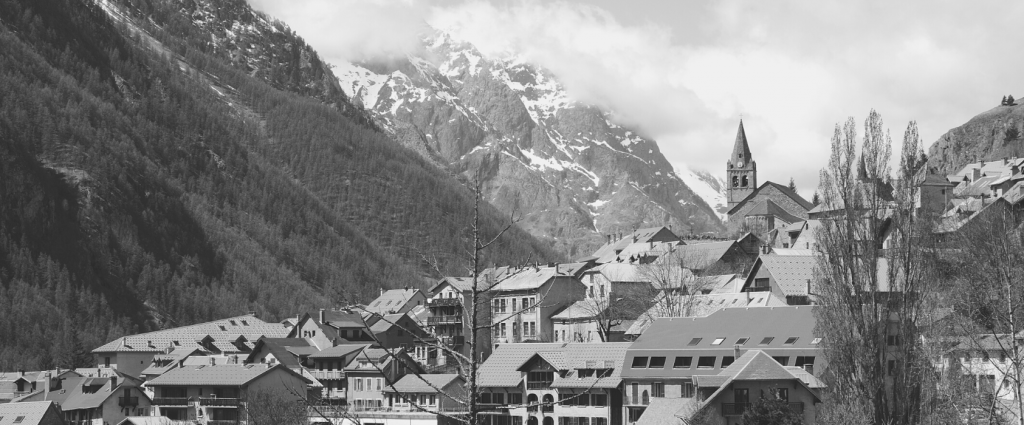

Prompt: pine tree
[1010,95,1017,105]
[788,177,797,192]
[1003,96,1009,106]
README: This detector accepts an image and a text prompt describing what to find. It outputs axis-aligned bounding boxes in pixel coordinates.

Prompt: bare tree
[813,112,942,424]
[945,203,1024,425]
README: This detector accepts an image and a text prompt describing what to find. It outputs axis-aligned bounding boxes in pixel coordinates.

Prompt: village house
[624,291,788,340]
[363,288,428,316]
[620,306,821,425]
[0,401,65,425]
[475,342,631,425]
[664,234,760,277]
[344,347,423,412]
[426,276,482,369]
[336,374,468,425]
[243,338,315,371]
[15,375,152,425]
[932,334,1022,402]
[0,370,81,403]
[489,264,589,345]
[288,310,375,350]
[306,344,368,404]
[666,350,823,425]
[553,263,654,343]
[584,227,683,265]
[739,253,819,305]
[90,315,290,378]
[146,363,311,423]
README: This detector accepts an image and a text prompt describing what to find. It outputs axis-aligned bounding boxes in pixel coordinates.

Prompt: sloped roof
[0,401,60,425]
[551,299,604,321]
[118,417,193,425]
[627,306,818,353]
[625,291,788,336]
[146,364,307,386]
[491,266,559,291]
[727,181,813,216]
[636,396,696,425]
[731,120,752,163]
[368,313,407,334]
[588,227,680,262]
[16,376,146,411]
[382,374,462,394]
[245,338,311,368]
[752,254,819,296]
[308,344,368,359]
[745,199,803,225]
[690,350,821,416]
[478,343,630,388]
[591,263,646,282]
[669,241,737,270]
[365,289,424,315]
[92,315,288,354]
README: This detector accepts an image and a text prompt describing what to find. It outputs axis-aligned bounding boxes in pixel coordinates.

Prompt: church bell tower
[727,119,757,209]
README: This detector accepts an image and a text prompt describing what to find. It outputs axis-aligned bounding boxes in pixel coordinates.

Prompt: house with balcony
[476,342,630,425]
[243,338,315,372]
[344,347,422,413]
[329,373,468,425]
[620,306,822,425]
[288,310,375,350]
[0,401,65,425]
[306,344,369,404]
[489,264,589,345]
[427,277,487,368]
[665,350,822,425]
[15,375,152,425]
[145,364,312,424]
[91,315,290,378]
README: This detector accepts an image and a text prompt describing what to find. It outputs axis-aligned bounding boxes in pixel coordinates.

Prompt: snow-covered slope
[678,168,728,221]
[337,31,724,256]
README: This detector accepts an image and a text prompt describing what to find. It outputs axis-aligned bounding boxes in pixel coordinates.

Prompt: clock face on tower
[737,161,744,168]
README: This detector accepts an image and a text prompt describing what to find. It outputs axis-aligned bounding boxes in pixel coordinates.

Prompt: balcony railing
[428,315,463,325]
[118,396,139,407]
[722,402,803,416]
[206,420,239,425]
[526,381,553,390]
[746,286,771,292]
[441,336,465,346]
[153,397,190,406]
[429,298,462,307]
[311,370,345,380]
[200,397,241,407]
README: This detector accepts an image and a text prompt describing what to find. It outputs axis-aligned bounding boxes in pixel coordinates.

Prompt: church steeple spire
[731,119,752,166]
[726,118,757,210]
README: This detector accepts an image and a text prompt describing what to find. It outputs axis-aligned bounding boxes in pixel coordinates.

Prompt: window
[772,356,789,366]
[888,360,896,376]
[631,382,638,404]
[509,393,522,404]
[631,357,649,368]
[501,299,507,313]
[673,357,692,368]
[641,390,649,405]
[648,357,666,368]
[696,357,716,369]
[811,337,822,345]
[721,356,735,367]
[784,337,799,345]
[712,337,725,346]
[732,176,739,187]
[501,323,506,337]
[741,176,749,187]
[688,338,702,346]
[591,393,607,406]
[652,382,664,398]
[681,381,695,398]
[759,337,774,345]
[377,378,382,391]
[773,388,789,402]
[104,357,110,367]
[753,278,769,288]
[795,356,815,372]
[735,337,749,345]
[886,335,901,346]
[734,388,749,404]
[14,416,25,424]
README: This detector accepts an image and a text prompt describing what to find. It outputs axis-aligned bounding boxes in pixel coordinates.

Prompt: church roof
[744,199,804,224]
[731,120,752,164]
[727,181,813,216]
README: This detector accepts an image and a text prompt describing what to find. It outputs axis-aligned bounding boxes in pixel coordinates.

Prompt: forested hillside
[0,0,558,370]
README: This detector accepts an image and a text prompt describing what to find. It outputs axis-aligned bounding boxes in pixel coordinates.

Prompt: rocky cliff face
[338,33,724,258]
[928,101,1024,174]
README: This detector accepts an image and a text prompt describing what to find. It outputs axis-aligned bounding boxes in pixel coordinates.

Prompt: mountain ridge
[337,30,725,257]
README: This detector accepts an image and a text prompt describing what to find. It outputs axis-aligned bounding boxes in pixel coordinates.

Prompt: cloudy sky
[249,0,1023,198]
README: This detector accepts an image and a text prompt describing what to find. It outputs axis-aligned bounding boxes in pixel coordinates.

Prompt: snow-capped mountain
[678,168,728,221]
[337,32,724,257]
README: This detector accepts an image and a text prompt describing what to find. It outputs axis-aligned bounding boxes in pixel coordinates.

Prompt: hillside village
[3,118,1023,425]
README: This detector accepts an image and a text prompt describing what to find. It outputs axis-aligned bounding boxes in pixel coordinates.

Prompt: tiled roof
[727,181,813,216]
[365,289,424,315]
[628,306,817,352]
[691,350,821,413]
[625,291,788,336]
[592,263,646,282]
[745,199,803,224]
[478,343,630,388]
[16,376,145,411]
[756,254,819,296]
[245,338,311,368]
[382,374,462,394]
[596,241,679,264]
[491,267,558,291]
[146,364,306,386]
[588,227,679,262]
[118,417,193,425]
[551,300,604,321]
[670,241,736,270]
[308,344,368,359]
[369,313,406,334]
[92,315,288,353]
[0,401,59,425]
[636,397,696,425]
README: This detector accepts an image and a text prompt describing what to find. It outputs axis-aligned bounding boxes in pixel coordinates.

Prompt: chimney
[606,234,611,244]
[1004,157,1010,165]
[18,369,24,377]
[319,308,326,325]
[734,344,742,359]
[110,376,117,389]
[208,357,215,366]
[649,241,654,250]
[618,232,622,241]
[972,168,982,182]
[43,372,51,395]
[806,279,812,296]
